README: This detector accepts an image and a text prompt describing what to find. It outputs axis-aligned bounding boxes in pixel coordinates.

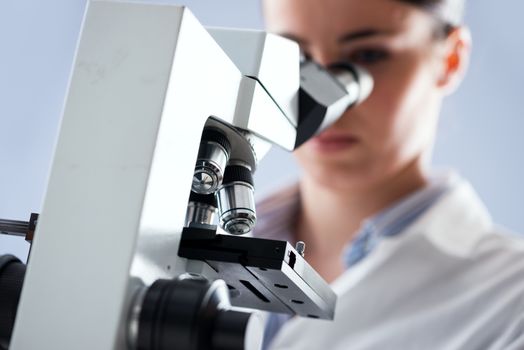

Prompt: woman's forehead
[263,0,431,38]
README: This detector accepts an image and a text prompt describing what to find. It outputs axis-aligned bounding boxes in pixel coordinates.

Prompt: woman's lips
[310,132,360,152]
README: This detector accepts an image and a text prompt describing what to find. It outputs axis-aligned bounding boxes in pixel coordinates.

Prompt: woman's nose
[307,46,339,67]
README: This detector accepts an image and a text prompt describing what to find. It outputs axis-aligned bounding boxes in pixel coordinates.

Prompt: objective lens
[192,129,231,195]
[216,165,256,235]
[185,192,218,226]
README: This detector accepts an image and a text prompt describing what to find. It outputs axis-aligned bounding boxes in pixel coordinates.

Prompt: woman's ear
[437,26,472,94]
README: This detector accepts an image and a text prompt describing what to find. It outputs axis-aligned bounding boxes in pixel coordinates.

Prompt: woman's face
[264,0,454,191]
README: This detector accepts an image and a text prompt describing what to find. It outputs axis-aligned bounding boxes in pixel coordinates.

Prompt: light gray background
[1,0,522,261]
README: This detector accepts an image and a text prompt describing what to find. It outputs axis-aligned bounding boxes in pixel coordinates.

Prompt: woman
[254,0,524,349]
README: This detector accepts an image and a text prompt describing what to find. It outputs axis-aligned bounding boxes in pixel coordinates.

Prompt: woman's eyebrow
[276,32,308,46]
[275,28,393,46]
[338,29,393,43]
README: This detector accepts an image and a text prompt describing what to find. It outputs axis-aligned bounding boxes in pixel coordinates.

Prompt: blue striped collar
[253,173,458,268]
[343,173,458,267]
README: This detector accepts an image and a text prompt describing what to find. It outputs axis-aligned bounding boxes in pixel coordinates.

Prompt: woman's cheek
[384,61,439,161]
[362,76,404,141]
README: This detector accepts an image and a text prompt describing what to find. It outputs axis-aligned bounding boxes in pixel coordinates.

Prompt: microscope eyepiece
[295,60,373,148]
[216,164,257,235]
[193,129,232,195]
[328,62,373,105]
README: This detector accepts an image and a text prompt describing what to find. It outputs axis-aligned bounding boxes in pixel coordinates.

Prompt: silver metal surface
[244,311,264,350]
[217,182,256,235]
[332,65,373,104]
[295,241,306,257]
[185,202,217,226]
[127,286,147,350]
[0,219,28,237]
[299,60,373,136]
[193,140,229,194]
[331,69,360,103]
[221,209,257,235]
[353,66,374,103]
[300,60,352,111]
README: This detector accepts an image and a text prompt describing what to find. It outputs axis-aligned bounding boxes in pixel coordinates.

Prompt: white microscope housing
[0,1,373,349]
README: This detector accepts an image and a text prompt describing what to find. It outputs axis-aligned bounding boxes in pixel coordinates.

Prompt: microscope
[0,1,372,349]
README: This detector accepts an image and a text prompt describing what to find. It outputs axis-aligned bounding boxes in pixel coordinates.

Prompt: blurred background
[1,0,523,261]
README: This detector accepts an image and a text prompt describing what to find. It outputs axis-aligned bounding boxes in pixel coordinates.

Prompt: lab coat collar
[406,172,494,258]
[330,172,493,295]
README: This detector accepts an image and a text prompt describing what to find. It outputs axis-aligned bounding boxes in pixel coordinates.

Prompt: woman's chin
[298,156,377,191]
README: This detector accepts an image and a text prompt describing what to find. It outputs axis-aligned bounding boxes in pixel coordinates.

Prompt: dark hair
[396,0,466,38]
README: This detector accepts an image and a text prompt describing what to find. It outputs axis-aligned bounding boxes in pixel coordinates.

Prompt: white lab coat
[269,178,524,350]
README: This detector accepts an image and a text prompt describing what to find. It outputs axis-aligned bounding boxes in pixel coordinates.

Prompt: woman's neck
[295,160,429,259]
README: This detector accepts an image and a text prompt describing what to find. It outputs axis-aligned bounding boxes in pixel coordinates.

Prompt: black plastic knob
[222,165,254,186]
[136,275,260,350]
[0,255,26,350]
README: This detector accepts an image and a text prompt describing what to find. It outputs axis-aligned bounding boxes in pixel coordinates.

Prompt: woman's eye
[349,49,390,64]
